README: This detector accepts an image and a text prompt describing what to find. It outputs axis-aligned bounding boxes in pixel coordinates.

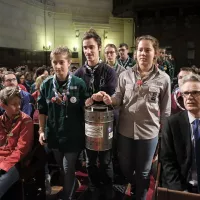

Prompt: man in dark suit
[160,73,200,193]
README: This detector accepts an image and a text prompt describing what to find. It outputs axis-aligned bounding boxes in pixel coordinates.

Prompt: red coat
[0,112,34,172]
[18,84,28,92]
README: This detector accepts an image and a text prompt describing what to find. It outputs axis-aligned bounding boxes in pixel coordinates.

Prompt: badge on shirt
[70,97,77,103]
[148,87,159,102]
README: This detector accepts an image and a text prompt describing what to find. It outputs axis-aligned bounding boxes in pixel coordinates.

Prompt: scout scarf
[52,73,72,105]
[118,57,130,69]
[85,59,102,94]
[135,65,155,89]
[0,112,20,147]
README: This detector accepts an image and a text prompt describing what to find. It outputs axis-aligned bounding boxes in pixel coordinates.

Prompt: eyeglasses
[5,78,17,83]
[104,51,115,55]
[181,91,200,98]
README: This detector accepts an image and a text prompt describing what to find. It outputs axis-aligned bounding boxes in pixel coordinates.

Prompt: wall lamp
[75,30,80,38]
[43,41,52,51]
[104,30,108,39]
[73,46,78,52]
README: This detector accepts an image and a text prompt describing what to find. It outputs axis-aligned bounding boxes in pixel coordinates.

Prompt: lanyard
[52,73,72,105]
[119,57,130,68]
[0,112,20,147]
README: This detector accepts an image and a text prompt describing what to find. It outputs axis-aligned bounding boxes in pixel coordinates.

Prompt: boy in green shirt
[38,46,87,200]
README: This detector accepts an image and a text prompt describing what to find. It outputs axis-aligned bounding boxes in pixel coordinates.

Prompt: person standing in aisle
[75,29,117,200]
[92,35,171,200]
[38,46,87,200]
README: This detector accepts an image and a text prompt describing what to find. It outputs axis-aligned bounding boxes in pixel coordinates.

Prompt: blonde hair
[35,75,47,90]
[50,46,72,61]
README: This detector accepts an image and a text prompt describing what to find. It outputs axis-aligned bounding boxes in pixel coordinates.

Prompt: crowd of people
[0,28,200,200]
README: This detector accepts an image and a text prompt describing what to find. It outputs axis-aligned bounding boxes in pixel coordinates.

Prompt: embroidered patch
[148,87,159,102]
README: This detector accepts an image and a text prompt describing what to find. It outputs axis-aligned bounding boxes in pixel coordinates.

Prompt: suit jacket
[160,111,193,191]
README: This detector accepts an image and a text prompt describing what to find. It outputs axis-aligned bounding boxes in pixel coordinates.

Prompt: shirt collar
[132,64,158,73]
[187,111,198,124]
[2,111,21,122]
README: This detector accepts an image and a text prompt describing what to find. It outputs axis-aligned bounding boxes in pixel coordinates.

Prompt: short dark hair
[36,66,47,78]
[82,28,101,48]
[119,43,128,49]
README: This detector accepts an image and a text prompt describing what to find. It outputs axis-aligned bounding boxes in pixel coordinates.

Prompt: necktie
[192,119,200,192]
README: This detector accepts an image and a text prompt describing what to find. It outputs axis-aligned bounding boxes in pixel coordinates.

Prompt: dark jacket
[160,111,192,191]
[38,75,87,152]
[74,62,117,96]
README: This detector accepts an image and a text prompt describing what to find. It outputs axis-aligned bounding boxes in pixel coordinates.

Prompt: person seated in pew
[0,71,35,117]
[160,74,200,193]
[0,86,34,198]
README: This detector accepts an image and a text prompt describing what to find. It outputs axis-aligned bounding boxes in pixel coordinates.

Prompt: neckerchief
[0,112,20,147]
[85,59,102,95]
[134,65,155,89]
[107,61,121,75]
[118,57,130,68]
[52,73,72,106]
[107,61,118,69]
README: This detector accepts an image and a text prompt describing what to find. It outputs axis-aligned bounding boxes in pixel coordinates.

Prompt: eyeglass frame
[104,51,116,55]
[4,78,17,83]
[181,91,200,98]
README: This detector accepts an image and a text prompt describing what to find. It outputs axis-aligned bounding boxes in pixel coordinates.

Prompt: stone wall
[0,0,134,65]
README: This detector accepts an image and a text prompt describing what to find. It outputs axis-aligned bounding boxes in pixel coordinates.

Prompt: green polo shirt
[38,75,88,152]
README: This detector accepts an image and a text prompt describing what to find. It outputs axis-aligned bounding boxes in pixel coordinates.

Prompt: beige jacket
[113,65,171,140]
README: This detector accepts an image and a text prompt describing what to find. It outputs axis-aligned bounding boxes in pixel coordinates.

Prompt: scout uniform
[38,74,87,152]
[0,111,34,171]
[118,56,135,69]
[107,61,125,80]
[113,65,171,200]
[113,65,171,139]
[157,59,174,81]
[0,111,33,198]
[75,61,117,199]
